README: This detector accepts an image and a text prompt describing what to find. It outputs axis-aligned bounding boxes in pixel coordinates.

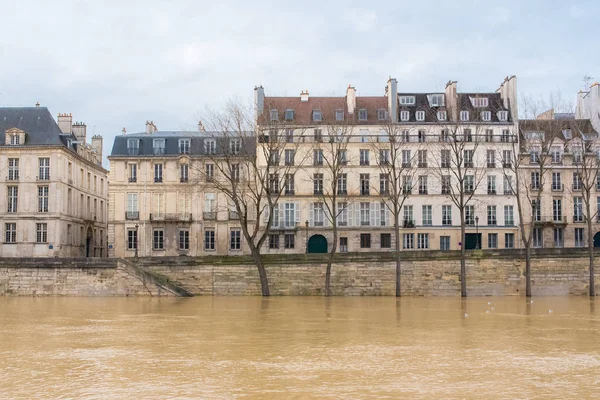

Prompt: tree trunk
[251,247,270,296]
[588,212,595,297]
[525,245,532,297]
[394,212,401,297]
[325,228,338,297]
[460,212,466,297]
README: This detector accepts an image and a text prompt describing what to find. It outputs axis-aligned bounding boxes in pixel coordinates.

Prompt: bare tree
[371,121,419,296]
[195,101,305,296]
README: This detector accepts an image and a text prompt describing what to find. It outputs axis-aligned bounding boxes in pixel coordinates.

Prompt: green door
[308,235,328,253]
[464,233,481,250]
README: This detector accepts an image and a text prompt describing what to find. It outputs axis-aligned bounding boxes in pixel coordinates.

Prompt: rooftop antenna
[584,75,593,91]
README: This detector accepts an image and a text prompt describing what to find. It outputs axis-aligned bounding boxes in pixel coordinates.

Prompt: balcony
[313,160,323,167]
[337,189,347,196]
[203,211,216,220]
[128,177,137,183]
[153,148,165,156]
[180,177,189,183]
[150,213,192,222]
[530,184,540,191]
[504,189,514,195]
[84,214,97,223]
[284,189,295,196]
[127,148,139,156]
[419,189,428,195]
[402,162,412,168]
[488,189,496,195]
[403,219,415,228]
[285,160,295,166]
[572,184,582,192]
[465,162,474,168]
[503,162,512,168]
[533,216,568,225]
[360,160,370,166]
[573,215,584,223]
[271,221,299,230]
[37,175,50,181]
[402,189,412,195]
[6,175,19,182]
[551,184,564,192]
[418,162,428,168]
[360,189,370,196]
[125,211,139,220]
[487,163,496,168]
[229,211,240,220]
[441,188,451,195]
[154,177,163,183]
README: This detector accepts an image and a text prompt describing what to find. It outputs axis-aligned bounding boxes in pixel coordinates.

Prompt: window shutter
[263,204,270,223]
[324,206,330,227]
[309,203,314,227]
[351,203,357,227]
[384,205,390,226]
[371,202,377,226]
[295,202,300,223]
[280,204,285,227]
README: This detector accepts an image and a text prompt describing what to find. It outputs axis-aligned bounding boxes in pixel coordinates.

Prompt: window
[286,129,294,143]
[338,202,348,226]
[464,150,473,168]
[418,150,427,167]
[9,133,20,145]
[403,233,414,249]
[205,230,215,251]
[152,139,165,156]
[471,97,489,107]
[268,109,279,121]
[154,164,163,183]
[204,139,216,154]
[36,223,47,243]
[337,174,347,195]
[268,151,280,166]
[573,147,582,164]
[416,110,425,121]
[379,149,390,165]
[402,150,411,167]
[485,129,494,142]
[574,197,583,222]
[205,163,214,181]
[488,175,497,194]
[284,233,295,249]
[428,94,444,107]
[231,163,240,182]
[8,158,19,181]
[400,96,416,105]
[464,175,474,193]
[417,233,429,249]
[379,173,389,195]
[340,237,348,252]
[487,205,497,226]
[573,173,582,191]
[269,173,280,194]
[313,173,323,195]
[313,202,325,226]
[552,172,562,191]
[380,202,387,226]
[377,109,387,120]
[230,230,241,250]
[335,110,344,121]
[533,228,543,248]
[179,139,190,155]
[400,110,410,121]
[531,172,540,190]
[401,130,410,142]
[153,230,164,250]
[422,205,432,226]
[360,233,371,248]
[481,111,491,121]
[464,129,472,142]
[360,202,370,226]
[440,236,450,251]
[437,110,447,121]
[5,223,16,243]
[381,234,391,248]
[128,163,137,182]
[575,228,585,247]
[314,129,323,142]
[502,150,512,168]
[505,233,514,249]
[553,228,564,248]
[284,174,295,195]
[442,205,452,226]
[180,164,189,182]
[312,110,322,121]
[127,229,138,250]
[460,110,469,121]
[38,158,50,180]
[230,139,241,155]
[38,186,49,213]
[313,149,323,166]
[402,176,412,195]
[360,129,369,143]
[179,230,190,250]
[532,199,541,222]
[553,199,562,222]
[418,175,428,195]
[403,205,413,226]
[441,150,450,168]
[284,203,296,227]
[284,149,295,166]
[551,147,561,163]
[360,174,370,195]
[127,139,139,155]
[465,205,475,225]
[488,233,498,249]
[503,175,513,195]
[285,109,294,121]
[442,175,451,194]
[498,110,508,121]
[440,129,449,142]
[7,186,17,213]
[269,234,280,249]
[418,130,426,143]
[338,149,347,165]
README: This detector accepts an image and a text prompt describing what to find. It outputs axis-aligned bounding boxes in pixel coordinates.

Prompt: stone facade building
[0,106,108,257]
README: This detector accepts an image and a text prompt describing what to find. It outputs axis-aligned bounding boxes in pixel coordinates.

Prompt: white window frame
[460,110,469,121]
[415,110,425,121]
[399,96,415,105]
[400,110,410,121]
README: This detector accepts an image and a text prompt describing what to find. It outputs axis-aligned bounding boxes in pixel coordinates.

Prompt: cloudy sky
[0,0,598,167]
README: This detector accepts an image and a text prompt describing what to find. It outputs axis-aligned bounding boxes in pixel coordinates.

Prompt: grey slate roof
[457,93,512,123]
[110,131,256,157]
[0,107,76,147]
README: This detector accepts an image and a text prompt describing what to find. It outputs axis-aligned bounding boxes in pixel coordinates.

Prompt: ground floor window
[360,233,371,248]
[179,230,189,250]
[440,236,450,251]
[417,233,429,249]
[403,233,414,250]
[269,234,279,249]
[574,228,584,247]
[284,233,295,249]
[488,233,497,249]
[204,230,215,251]
[5,223,16,243]
[532,228,543,248]
[380,233,391,248]
[505,233,514,249]
[153,229,164,250]
[339,237,348,252]
[230,230,241,250]
[36,223,47,243]
[127,229,137,250]
[553,228,564,248]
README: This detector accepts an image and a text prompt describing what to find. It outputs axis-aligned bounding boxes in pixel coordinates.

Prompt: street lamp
[134,224,139,258]
[305,220,309,253]
[475,216,479,249]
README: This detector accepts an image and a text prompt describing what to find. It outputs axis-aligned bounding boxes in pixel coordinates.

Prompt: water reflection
[0,296,599,399]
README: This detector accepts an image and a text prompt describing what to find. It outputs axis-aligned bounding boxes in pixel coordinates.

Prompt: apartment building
[0,106,108,257]
[255,76,520,253]
[108,122,254,257]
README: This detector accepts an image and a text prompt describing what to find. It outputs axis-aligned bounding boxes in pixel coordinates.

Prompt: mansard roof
[0,107,74,146]
[457,93,512,123]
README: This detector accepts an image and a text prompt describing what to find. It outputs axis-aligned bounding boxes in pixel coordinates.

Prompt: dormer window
[437,111,447,121]
[5,128,25,145]
[481,111,491,121]
[562,129,572,139]
[497,110,508,122]
[230,138,241,155]
[428,94,444,107]
[127,139,139,155]
[153,139,165,156]
[399,96,416,105]
[312,110,322,121]
[204,139,216,154]
[179,139,190,154]
[358,109,368,121]
[10,135,20,145]
[284,109,294,121]
[400,111,410,122]
[377,109,387,120]
[270,109,279,121]
[415,110,425,121]
[470,97,489,107]
[335,110,344,121]
[460,110,470,121]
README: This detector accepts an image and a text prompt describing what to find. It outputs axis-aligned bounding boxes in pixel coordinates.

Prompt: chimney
[122,127,127,135]
[72,121,87,143]
[444,80,458,121]
[91,134,103,163]
[254,85,265,116]
[387,77,398,123]
[346,85,356,114]
[498,75,518,122]
[145,121,157,134]
[198,120,205,132]
[57,113,73,134]
[300,90,309,102]
[35,102,40,108]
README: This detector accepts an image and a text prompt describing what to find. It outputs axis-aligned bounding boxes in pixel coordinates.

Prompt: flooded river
[0,297,598,399]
